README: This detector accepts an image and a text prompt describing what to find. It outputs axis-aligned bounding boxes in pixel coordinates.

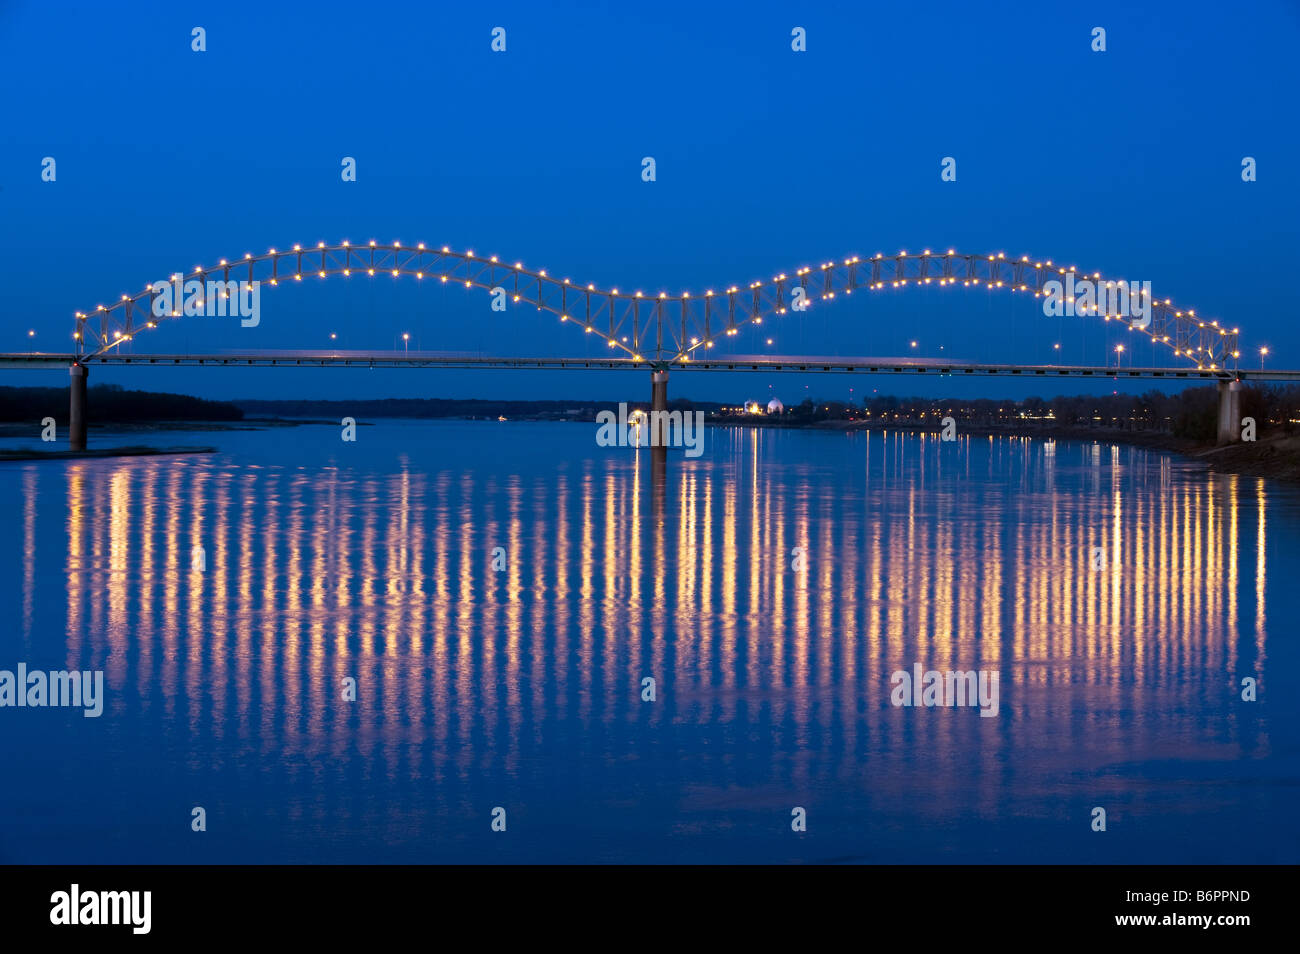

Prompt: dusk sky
[2,0,1297,403]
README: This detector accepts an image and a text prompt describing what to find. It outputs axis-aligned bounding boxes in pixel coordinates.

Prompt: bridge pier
[650,369,669,448]
[1216,378,1241,446]
[69,362,88,451]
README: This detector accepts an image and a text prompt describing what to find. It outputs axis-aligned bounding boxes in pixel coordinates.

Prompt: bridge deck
[3,352,1297,380]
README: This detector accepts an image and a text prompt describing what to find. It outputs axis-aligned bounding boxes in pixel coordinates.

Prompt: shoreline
[0,445,217,462]
[714,417,1300,483]
[2,415,1297,483]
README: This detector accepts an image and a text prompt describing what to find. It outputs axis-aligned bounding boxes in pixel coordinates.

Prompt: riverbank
[731,418,1300,483]
[0,445,216,462]
[0,417,334,439]
[3,414,1298,483]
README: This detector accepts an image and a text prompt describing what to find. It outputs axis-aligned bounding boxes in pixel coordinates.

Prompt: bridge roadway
[4,350,1299,381]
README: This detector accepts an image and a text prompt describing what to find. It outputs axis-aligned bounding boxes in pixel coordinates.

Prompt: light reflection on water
[1,422,1295,863]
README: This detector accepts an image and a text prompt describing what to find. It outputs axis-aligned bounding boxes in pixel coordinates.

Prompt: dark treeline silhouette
[738,385,1300,443]
[0,384,243,423]
[235,397,722,419]
[4,384,1298,444]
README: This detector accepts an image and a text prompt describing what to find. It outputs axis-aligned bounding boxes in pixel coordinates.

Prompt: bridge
[11,352,1300,380]
[7,241,1274,449]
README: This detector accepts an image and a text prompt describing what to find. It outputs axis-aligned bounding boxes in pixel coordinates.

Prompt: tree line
[768,384,1300,442]
[0,385,244,423]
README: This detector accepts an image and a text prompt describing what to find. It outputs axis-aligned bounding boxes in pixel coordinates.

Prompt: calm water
[1,420,1296,864]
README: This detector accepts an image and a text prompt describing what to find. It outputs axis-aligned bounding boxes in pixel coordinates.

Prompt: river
[0,420,1295,863]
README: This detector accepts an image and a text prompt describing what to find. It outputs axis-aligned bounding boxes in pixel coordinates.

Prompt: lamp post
[1260,346,1269,371]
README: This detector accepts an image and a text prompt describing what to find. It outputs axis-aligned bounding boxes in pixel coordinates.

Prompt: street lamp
[1260,346,1269,370]
[402,332,410,356]
[1114,344,1124,367]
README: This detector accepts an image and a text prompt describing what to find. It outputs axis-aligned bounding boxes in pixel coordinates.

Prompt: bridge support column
[650,369,668,516]
[69,362,88,451]
[1216,378,1241,446]
[650,370,669,448]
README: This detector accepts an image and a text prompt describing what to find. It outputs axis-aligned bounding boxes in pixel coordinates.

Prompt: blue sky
[2,0,1297,403]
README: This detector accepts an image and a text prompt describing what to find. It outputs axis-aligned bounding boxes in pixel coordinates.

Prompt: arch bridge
[51,241,1251,449]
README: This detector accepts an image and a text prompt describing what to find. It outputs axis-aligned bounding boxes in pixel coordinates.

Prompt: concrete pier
[650,369,668,517]
[1216,378,1241,446]
[69,363,88,451]
[650,369,669,448]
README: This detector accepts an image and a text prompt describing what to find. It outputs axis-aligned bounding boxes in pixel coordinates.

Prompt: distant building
[767,398,784,414]
[743,400,763,415]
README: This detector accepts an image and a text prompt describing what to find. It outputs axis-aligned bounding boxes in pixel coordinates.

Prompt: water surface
[0,421,1295,863]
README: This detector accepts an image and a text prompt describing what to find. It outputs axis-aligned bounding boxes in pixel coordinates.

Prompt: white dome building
[767,398,784,414]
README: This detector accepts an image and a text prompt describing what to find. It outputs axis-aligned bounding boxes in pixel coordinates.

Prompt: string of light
[73,243,1241,370]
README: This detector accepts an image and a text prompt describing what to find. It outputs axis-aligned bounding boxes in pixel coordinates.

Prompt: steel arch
[73,242,1241,370]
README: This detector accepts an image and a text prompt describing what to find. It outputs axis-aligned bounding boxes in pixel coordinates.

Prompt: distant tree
[1171,387,1216,440]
